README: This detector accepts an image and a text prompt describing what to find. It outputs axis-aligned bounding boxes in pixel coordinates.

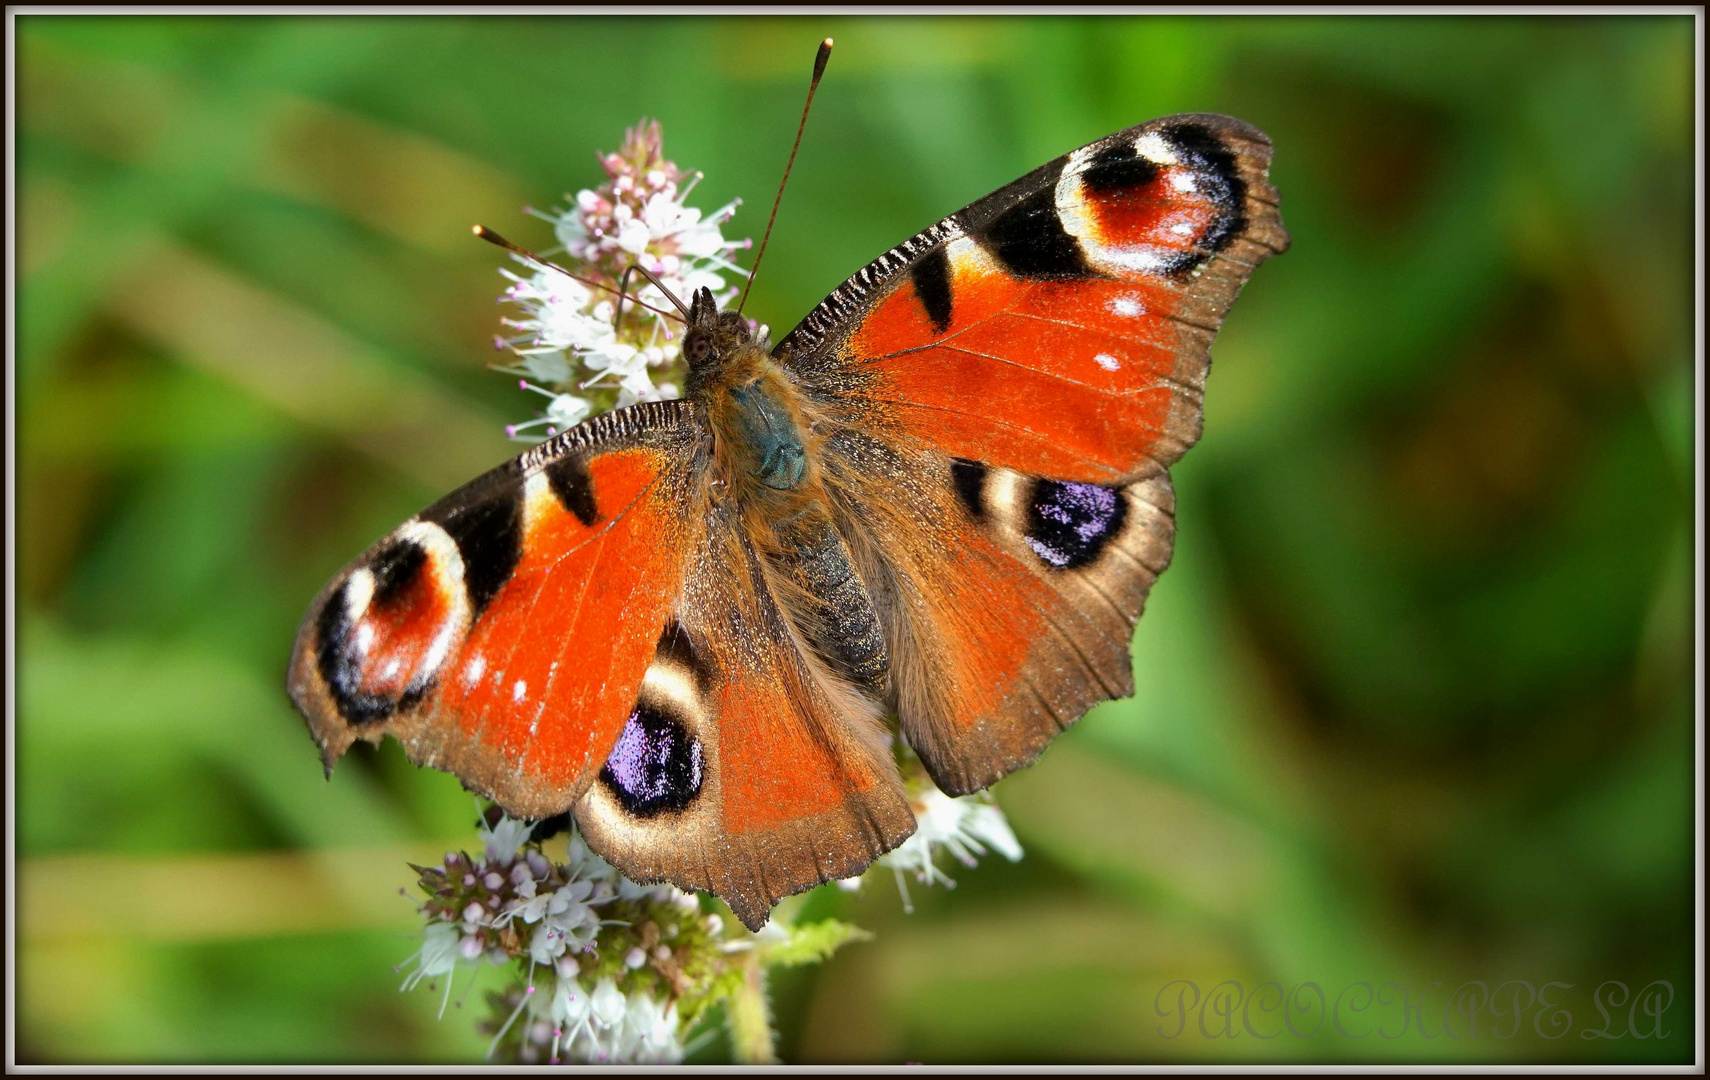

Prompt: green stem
[726,954,778,1064]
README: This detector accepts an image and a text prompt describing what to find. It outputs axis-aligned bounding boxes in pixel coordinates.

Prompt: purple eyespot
[1025,480,1127,569]
[599,705,702,816]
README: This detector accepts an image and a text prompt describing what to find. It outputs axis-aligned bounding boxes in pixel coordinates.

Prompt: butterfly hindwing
[574,504,914,930]
[820,432,1176,794]
[780,113,1288,485]
[288,400,709,820]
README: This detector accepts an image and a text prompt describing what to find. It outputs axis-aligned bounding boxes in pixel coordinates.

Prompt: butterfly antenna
[738,37,833,317]
[472,225,687,325]
[616,261,694,333]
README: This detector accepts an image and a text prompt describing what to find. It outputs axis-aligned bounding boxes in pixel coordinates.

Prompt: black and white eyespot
[1054,122,1247,281]
[596,623,710,818]
[953,460,1132,573]
[316,520,472,725]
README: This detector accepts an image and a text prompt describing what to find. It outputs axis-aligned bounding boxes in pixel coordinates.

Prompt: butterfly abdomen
[763,504,890,695]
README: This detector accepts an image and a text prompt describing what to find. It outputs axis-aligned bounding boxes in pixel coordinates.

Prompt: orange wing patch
[857,263,1184,482]
[439,450,685,792]
[922,523,1053,721]
[714,651,887,838]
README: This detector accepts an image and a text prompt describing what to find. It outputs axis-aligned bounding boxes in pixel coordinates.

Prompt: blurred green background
[14,14,1697,1064]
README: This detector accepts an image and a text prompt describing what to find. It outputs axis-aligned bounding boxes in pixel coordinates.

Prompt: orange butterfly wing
[289,400,914,925]
[783,114,1288,792]
[289,402,707,818]
[782,114,1288,483]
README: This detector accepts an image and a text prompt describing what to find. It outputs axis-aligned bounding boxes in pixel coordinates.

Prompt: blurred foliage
[14,14,1696,1064]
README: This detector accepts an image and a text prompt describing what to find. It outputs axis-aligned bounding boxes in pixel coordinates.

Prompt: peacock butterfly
[287,99,1289,930]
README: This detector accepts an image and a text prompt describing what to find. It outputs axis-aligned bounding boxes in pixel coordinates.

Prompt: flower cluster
[402,806,872,1064]
[494,119,751,438]
[402,814,605,985]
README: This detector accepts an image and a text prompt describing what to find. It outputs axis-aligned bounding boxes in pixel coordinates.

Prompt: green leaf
[761,919,875,969]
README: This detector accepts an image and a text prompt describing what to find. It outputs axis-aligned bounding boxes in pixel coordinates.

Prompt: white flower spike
[495,120,751,437]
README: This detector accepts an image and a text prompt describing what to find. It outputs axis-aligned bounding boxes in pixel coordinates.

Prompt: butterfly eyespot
[684,333,712,364]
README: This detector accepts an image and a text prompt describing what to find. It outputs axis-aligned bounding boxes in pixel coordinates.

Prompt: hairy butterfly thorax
[682,286,892,697]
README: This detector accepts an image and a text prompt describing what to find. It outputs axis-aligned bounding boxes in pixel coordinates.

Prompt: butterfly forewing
[779,113,1288,483]
[288,400,710,819]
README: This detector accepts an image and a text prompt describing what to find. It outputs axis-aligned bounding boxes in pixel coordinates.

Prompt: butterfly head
[682,286,764,392]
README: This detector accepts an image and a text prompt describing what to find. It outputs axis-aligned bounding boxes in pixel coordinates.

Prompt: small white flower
[591,977,628,1029]
[912,786,1024,867]
[520,877,604,963]
[544,393,591,429]
[580,338,641,377]
[480,813,532,863]
[533,974,686,1065]
[869,781,1024,912]
[619,992,685,1064]
[400,922,461,992]
[616,217,653,255]
[520,351,571,384]
[544,974,596,1062]
[566,831,620,883]
[550,976,592,1027]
